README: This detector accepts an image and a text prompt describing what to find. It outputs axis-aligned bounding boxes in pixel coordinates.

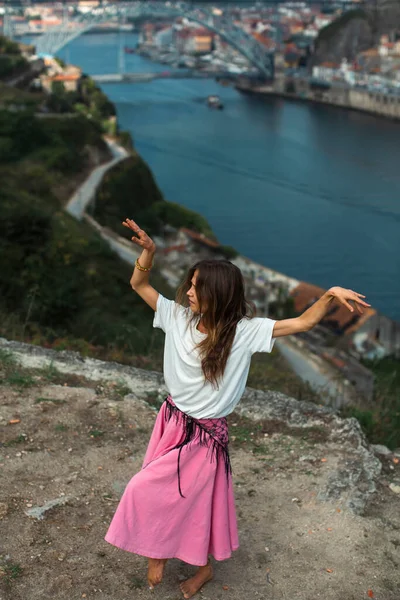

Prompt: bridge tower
[117,15,126,76]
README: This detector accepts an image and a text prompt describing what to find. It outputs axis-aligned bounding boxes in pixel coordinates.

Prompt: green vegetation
[90,154,164,234]
[248,351,321,405]
[0,89,171,364]
[91,158,217,241]
[35,397,67,405]
[47,75,117,136]
[0,35,28,80]
[0,560,23,585]
[152,201,216,240]
[219,244,239,259]
[0,82,44,109]
[55,423,69,432]
[340,356,400,450]
[0,109,108,169]
[0,35,21,55]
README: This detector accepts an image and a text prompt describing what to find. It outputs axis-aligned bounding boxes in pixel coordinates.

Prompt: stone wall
[237,77,400,122]
[310,84,400,120]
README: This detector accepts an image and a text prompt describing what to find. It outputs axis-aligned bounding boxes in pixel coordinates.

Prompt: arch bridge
[32,2,275,80]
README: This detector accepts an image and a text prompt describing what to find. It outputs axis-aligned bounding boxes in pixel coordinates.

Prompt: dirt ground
[1,353,400,600]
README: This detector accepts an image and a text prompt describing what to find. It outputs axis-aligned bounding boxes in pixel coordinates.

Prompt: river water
[40,32,400,321]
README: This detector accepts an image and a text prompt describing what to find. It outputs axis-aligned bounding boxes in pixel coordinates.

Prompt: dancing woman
[104,218,370,599]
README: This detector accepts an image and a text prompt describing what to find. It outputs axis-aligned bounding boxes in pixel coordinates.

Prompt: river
[37,32,400,322]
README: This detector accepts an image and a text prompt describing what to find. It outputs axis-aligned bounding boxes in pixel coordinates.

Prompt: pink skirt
[104,396,239,566]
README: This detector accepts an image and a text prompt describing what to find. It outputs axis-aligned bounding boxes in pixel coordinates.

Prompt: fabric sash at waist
[164,396,232,498]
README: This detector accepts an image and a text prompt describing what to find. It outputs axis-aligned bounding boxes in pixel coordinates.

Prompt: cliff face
[312,2,400,67]
[311,10,375,66]
[1,338,400,600]
[376,0,400,32]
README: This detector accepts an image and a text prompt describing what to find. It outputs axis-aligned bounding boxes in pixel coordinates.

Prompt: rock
[237,388,382,515]
[311,1,400,69]
[0,502,9,519]
[25,495,74,520]
[389,483,400,495]
[299,455,317,463]
[311,14,374,67]
[371,444,392,457]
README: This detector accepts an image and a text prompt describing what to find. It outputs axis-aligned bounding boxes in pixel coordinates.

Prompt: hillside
[0,340,399,600]
[312,1,400,66]
[1,35,398,454]
[90,154,218,241]
[0,60,173,365]
[311,9,375,66]
[0,37,313,404]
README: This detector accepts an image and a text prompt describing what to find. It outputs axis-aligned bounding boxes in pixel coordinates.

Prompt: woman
[104,218,370,599]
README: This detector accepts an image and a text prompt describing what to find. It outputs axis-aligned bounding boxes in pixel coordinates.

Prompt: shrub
[152,201,215,239]
[340,355,400,449]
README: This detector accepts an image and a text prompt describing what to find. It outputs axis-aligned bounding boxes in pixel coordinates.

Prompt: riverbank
[236,74,400,122]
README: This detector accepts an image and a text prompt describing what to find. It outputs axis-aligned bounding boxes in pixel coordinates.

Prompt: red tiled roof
[50,74,81,82]
[253,33,275,49]
[161,244,187,255]
[290,282,375,333]
[321,353,346,369]
[181,228,220,249]
[320,61,339,68]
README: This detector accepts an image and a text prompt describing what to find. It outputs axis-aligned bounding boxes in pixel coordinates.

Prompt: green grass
[89,429,105,438]
[42,362,61,382]
[247,351,321,405]
[4,371,34,387]
[113,382,131,399]
[144,391,164,410]
[54,423,68,432]
[35,397,66,405]
[0,560,23,584]
[3,434,27,447]
[0,348,16,367]
[252,445,269,455]
[340,355,400,450]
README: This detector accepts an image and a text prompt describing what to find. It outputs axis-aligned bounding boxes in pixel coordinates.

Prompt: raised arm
[272,286,371,338]
[122,218,159,311]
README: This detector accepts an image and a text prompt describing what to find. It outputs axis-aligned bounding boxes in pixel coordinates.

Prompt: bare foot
[179,562,213,599]
[147,558,168,589]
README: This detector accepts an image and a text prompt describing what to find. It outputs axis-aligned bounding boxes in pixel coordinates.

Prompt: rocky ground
[0,339,400,600]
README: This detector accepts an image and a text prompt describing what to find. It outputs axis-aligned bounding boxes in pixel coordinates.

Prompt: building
[41,63,82,93]
[290,282,376,337]
[175,27,213,55]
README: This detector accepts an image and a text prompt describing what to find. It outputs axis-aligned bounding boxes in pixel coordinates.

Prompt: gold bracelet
[135,258,152,272]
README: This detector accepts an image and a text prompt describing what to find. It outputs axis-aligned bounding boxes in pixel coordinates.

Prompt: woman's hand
[122,218,156,253]
[329,286,371,314]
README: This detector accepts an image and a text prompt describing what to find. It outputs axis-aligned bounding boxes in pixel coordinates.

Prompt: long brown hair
[176,259,255,388]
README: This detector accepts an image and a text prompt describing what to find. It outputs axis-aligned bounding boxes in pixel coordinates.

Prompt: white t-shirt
[153,294,276,419]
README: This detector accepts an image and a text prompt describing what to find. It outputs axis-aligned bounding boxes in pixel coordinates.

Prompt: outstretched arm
[272,287,371,338]
[122,218,159,311]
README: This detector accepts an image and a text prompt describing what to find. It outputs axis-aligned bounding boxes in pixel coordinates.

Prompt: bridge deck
[92,71,264,83]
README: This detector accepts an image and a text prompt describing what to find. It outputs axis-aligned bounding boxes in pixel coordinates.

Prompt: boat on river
[207,95,223,110]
